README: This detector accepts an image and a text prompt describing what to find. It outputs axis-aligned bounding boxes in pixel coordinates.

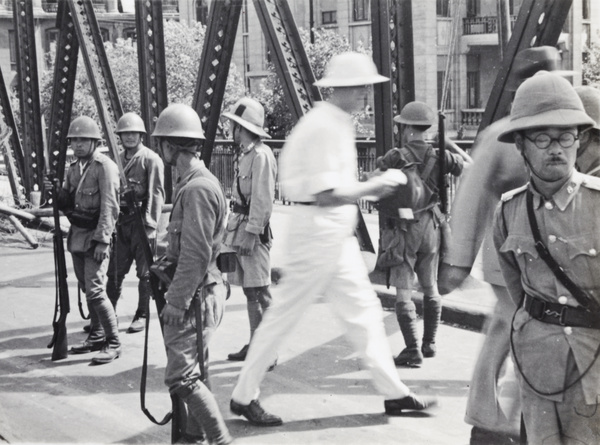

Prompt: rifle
[47,179,70,361]
[437,112,452,262]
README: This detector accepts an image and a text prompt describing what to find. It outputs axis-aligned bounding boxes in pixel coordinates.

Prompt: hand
[161,302,186,326]
[93,242,110,263]
[438,262,471,295]
[239,233,258,256]
[368,169,407,199]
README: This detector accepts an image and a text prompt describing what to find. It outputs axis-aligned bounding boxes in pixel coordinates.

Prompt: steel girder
[46,1,79,185]
[192,0,243,168]
[371,0,415,157]
[134,0,171,200]
[13,0,46,197]
[252,0,322,119]
[478,0,573,133]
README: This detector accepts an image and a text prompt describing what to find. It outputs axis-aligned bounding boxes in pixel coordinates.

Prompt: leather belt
[523,294,600,329]
[119,201,146,216]
[230,202,249,215]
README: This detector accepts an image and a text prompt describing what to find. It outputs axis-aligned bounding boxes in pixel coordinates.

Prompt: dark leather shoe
[230,399,282,426]
[91,344,122,364]
[82,323,91,333]
[422,341,437,358]
[70,338,105,354]
[127,316,146,333]
[470,426,520,445]
[384,393,438,415]
[394,347,423,367]
[227,344,249,361]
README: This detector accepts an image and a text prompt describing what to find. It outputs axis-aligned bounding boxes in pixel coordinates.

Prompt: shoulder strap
[526,190,599,312]
[421,151,437,182]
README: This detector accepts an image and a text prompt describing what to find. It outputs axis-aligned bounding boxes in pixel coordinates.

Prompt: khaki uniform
[224,141,276,287]
[493,171,600,443]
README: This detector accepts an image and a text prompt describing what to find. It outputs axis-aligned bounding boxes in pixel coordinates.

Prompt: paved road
[0,205,498,444]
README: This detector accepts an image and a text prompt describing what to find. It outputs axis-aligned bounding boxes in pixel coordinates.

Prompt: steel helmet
[67,116,102,140]
[116,112,146,134]
[152,104,205,140]
[506,46,576,91]
[394,101,436,126]
[314,52,389,87]
[498,72,595,143]
[222,97,271,138]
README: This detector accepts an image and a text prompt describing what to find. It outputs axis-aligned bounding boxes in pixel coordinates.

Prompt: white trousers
[232,205,410,405]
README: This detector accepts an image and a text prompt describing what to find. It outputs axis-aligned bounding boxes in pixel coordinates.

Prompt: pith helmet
[394,101,437,126]
[575,86,600,132]
[152,104,205,140]
[67,116,102,140]
[314,52,389,87]
[507,46,576,91]
[221,97,271,139]
[116,112,146,134]
[498,72,595,143]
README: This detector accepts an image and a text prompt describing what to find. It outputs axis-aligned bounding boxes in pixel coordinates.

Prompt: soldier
[152,104,232,445]
[62,116,121,364]
[575,86,600,176]
[437,46,585,445]
[221,98,277,365]
[493,72,599,444]
[376,101,464,368]
[230,52,437,427]
[106,112,164,334]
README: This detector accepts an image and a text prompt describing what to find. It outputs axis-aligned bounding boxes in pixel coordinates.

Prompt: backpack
[375,145,438,220]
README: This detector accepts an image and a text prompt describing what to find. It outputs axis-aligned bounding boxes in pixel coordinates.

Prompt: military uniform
[493,171,600,443]
[64,150,120,339]
[107,145,164,321]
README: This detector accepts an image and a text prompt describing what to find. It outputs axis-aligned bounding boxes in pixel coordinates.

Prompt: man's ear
[579,130,591,146]
[513,132,524,151]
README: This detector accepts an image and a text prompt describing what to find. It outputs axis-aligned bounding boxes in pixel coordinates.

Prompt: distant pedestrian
[229,52,437,427]
[494,72,599,444]
[106,112,164,334]
[221,98,277,369]
[152,104,232,445]
[63,116,121,365]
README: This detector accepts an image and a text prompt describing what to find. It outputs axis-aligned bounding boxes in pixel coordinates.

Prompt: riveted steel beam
[13,0,46,197]
[252,0,322,121]
[46,0,79,184]
[135,0,171,200]
[192,0,243,168]
[478,0,572,133]
[68,0,123,155]
[371,0,414,157]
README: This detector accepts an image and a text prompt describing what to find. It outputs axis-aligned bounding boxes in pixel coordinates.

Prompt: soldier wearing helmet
[220,98,277,368]
[575,86,600,177]
[230,52,437,428]
[151,104,232,445]
[493,72,600,444]
[374,101,464,369]
[103,112,164,334]
[61,116,122,365]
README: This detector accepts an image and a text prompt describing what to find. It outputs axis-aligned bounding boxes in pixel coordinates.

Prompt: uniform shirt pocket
[565,234,600,290]
[499,235,542,284]
[78,186,100,212]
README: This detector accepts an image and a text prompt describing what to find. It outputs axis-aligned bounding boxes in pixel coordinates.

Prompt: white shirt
[280,102,358,202]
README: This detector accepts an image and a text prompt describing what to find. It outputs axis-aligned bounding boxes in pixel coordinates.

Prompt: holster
[67,210,100,229]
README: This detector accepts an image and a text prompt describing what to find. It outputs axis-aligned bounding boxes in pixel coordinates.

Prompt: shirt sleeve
[246,150,275,234]
[166,182,218,310]
[493,202,525,305]
[93,161,120,245]
[144,155,165,230]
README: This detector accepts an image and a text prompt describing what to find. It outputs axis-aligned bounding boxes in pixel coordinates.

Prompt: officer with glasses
[493,71,600,444]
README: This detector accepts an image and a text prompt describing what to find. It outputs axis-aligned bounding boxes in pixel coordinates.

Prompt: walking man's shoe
[394,347,423,367]
[384,393,438,415]
[230,399,282,426]
[91,343,122,365]
[227,344,249,361]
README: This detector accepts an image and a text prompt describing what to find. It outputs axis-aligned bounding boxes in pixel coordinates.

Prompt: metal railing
[463,15,517,35]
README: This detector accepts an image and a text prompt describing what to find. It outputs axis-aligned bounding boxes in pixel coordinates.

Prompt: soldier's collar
[530,170,581,211]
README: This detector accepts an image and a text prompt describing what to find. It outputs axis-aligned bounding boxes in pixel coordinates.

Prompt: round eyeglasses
[524,132,578,149]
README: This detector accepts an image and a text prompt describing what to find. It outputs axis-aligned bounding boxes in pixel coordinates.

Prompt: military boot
[394,301,423,367]
[422,295,442,358]
[91,336,122,364]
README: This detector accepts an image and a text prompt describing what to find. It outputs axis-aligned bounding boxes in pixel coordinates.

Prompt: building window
[437,71,452,110]
[466,0,479,18]
[466,71,480,108]
[45,28,59,54]
[8,29,16,71]
[100,28,110,42]
[124,28,136,42]
[437,0,450,17]
[322,10,337,25]
[583,0,590,20]
[353,0,369,21]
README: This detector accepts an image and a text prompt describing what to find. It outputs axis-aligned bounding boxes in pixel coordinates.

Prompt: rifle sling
[525,190,599,312]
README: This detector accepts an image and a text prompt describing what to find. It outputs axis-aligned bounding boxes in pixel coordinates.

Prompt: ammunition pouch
[230,202,249,215]
[150,255,177,286]
[67,210,100,229]
[217,248,237,273]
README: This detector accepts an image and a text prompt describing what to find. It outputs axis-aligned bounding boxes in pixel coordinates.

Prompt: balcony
[461,108,484,129]
[463,15,517,35]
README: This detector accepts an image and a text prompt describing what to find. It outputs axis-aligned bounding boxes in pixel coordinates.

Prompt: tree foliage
[583,41,600,87]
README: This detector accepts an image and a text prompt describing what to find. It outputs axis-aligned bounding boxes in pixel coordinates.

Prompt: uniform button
[564,327,573,335]
[545,202,554,210]
[567,186,574,194]
[548,235,557,243]
[517,248,522,254]
[589,248,597,256]
[558,296,568,304]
